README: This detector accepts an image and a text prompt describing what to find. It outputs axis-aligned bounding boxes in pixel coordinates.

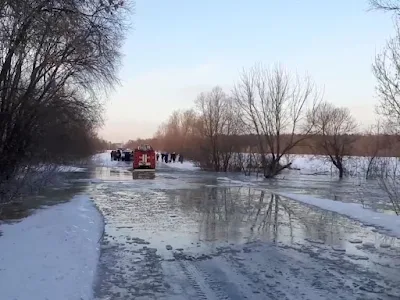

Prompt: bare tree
[195,86,243,171]
[370,0,400,131]
[362,121,393,179]
[0,0,131,206]
[379,177,400,215]
[370,0,400,13]
[233,63,321,178]
[153,108,201,157]
[373,35,400,131]
[309,102,358,178]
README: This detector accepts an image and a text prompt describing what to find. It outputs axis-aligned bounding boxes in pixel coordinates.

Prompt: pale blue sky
[100,0,396,142]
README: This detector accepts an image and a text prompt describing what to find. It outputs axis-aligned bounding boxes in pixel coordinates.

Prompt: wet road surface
[88,162,400,300]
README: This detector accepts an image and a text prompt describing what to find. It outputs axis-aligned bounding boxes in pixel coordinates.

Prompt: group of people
[111,149,184,164]
[156,152,184,163]
[110,149,122,161]
[110,149,133,161]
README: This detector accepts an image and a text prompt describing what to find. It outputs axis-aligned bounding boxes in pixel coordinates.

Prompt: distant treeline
[124,134,400,158]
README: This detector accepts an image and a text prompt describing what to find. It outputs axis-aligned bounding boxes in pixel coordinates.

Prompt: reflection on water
[132,171,156,180]
[171,186,398,246]
[92,172,400,265]
[170,185,400,275]
[91,165,400,299]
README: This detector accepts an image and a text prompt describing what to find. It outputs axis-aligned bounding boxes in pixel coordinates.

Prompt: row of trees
[151,1,400,181]
[0,0,131,205]
[154,65,388,179]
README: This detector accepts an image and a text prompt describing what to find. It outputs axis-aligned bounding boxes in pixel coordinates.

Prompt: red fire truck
[132,144,156,172]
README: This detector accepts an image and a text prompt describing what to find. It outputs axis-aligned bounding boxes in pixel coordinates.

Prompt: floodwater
[88,161,400,300]
[222,170,397,214]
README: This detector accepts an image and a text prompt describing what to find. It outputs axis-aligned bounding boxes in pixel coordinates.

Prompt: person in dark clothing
[178,154,183,163]
[111,150,115,160]
[156,153,160,161]
[161,153,165,161]
[164,153,168,163]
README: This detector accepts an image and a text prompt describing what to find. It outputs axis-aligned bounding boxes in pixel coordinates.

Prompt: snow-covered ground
[278,192,400,238]
[34,165,87,172]
[158,160,200,171]
[0,195,103,300]
[92,151,120,168]
[287,154,400,177]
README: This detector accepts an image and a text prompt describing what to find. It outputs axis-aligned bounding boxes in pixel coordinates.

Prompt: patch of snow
[228,152,400,178]
[348,238,363,244]
[0,195,103,300]
[92,151,120,168]
[331,245,346,252]
[57,165,87,172]
[277,192,400,238]
[216,177,257,187]
[160,160,200,171]
[33,165,87,173]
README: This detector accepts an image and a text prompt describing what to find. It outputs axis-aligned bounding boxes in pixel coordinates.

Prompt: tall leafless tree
[0,0,131,205]
[232,63,321,178]
[370,0,400,131]
[362,121,393,179]
[369,0,400,214]
[195,86,243,171]
[309,102,358,178]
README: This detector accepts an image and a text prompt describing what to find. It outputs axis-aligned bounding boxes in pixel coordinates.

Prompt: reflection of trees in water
[173,187,348,244]
[287,203,346,244]
[247,192,282,243]
[174,187,295,242]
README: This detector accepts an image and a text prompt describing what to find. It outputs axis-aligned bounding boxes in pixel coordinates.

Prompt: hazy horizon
[98,0,395,143]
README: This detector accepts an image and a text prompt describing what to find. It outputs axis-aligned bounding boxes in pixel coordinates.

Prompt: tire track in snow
[178,260,220,300]
[194,256,270,300]
[220,252,289,300]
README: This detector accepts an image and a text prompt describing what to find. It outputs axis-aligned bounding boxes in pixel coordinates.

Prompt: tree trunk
[338,164,344,179]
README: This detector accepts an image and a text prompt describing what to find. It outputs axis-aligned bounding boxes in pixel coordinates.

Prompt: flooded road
[89,161,400,300]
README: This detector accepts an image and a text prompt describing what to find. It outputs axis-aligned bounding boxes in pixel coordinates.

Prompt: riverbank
[0,195,103,300]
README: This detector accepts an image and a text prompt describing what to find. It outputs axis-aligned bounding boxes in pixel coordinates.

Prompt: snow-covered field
[0,195,102,300]
[158,151,400,177]
[286,154,400,177]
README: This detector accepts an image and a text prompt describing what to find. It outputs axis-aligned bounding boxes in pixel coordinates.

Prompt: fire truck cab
[132,144,156,171]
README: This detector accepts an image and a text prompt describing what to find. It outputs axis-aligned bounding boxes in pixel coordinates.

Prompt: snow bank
[57,165,87,172]
[160,160,200,171]
[0,195,103,300]
[29,164,86,173]
[229,152,400,177]
[92,151,120,168]
[277,192,400,238]
[34,165,87,172]
[276,154,400,177]
[216,176,256,187]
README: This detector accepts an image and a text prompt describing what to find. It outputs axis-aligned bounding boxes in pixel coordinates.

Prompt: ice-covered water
[86,159,400,300]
